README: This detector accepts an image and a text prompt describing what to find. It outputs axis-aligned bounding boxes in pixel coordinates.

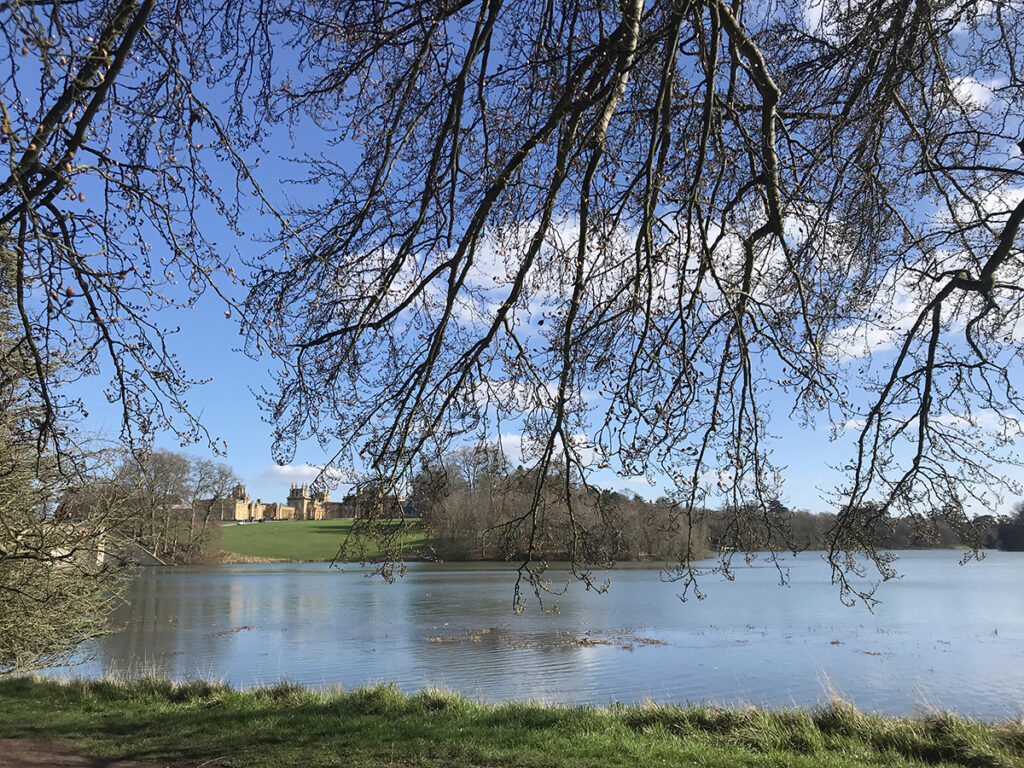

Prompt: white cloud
[566,432,604,467]
[256,463,351,486]
[1011,310,1024,344]
[825,274,923,362]
[950,76,996,110]
[497,432,526,464]
[493,431,604,468]
[802,0,824,30]
[595,475,660,499]
[827,319,912,361]
[933,411,1021,435]
[974,185,1024,219]
[950,2,1017,34]
[802,0,827,33]
[836,411,1021,441]
[801,0,842,38]
[821,230,1014,362]
[699,468,734,489]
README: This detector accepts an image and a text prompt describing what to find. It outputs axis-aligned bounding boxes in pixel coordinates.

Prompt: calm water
[57,550,1024,718]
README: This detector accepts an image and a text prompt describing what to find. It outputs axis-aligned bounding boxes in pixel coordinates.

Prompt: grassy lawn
[1,678,1022,768]
[218,518,427,562]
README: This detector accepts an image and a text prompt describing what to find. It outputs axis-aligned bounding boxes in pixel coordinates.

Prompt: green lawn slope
[218,518,426,562]
[1,678,1022,768]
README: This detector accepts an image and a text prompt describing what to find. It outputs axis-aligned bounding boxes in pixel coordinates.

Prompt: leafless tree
[110,448,239,563]
[0,0,279,463]
[246,0,1024,606]
[183,457,240,557]
[5,0,1022,609]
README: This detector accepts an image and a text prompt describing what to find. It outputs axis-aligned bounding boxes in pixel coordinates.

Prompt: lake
[55,550,1024,718]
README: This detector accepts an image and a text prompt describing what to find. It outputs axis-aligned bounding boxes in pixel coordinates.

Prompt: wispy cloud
[256,463,351,486]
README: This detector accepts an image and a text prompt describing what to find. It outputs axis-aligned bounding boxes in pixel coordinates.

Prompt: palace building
[209,483,407,522]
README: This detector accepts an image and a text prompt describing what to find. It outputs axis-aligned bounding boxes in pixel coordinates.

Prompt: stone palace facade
[211,483,406,522]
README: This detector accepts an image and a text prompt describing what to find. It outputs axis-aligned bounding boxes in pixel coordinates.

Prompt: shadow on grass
[307,524,357,535]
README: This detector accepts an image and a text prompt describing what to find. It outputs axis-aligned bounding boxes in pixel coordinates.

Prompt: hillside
[218,519,426,562]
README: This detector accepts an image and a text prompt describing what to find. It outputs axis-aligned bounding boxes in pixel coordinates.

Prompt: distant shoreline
[213,517,1001,566]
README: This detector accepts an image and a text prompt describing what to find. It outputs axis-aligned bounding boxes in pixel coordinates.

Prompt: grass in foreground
[1,677,1022,768]
[218,518,427,562]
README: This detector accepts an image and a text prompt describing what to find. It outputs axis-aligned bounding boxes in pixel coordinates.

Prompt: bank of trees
[0,442,125,674]
[976,504,1024,551]
[53,448,239,566]
[412,446,701,563]
[705,502,979,553]
[104,450,240,565]
[1,438,238,674]
[410,443,1024,566]
[410,439,1024,563]
[418,480,1024,565]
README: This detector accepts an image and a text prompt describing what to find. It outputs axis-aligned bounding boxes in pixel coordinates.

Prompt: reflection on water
[54,550,1024,718]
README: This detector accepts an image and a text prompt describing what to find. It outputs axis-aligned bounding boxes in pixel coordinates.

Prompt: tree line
[64,449,240,565]
[409,445,1024,563]
[411,447,700,564]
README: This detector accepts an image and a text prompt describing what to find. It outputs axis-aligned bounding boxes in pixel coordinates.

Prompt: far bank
[215,516,1015,565]
[217,518,427,562]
